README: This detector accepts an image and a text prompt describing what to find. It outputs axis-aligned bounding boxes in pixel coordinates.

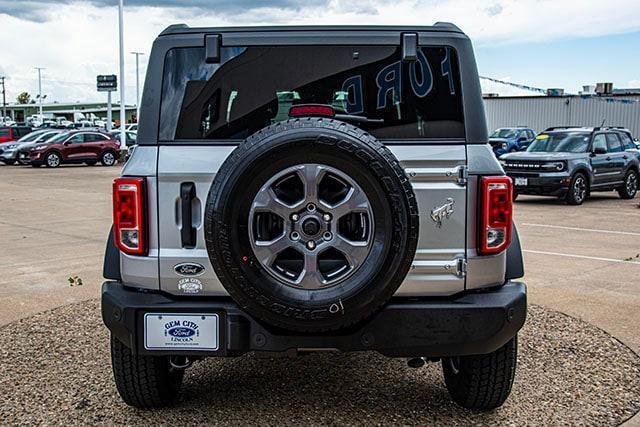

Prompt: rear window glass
[0,129,9,137]
[159,45,464,141]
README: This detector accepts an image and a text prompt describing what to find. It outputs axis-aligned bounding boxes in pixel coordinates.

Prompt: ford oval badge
[167,326,196,338]
[174,262,205,277]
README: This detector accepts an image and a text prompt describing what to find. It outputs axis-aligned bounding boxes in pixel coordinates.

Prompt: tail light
[113,177,146,255]
[289,104,335,118]
[478,176,513,255]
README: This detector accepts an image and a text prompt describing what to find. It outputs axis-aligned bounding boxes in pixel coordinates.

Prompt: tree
[16,92,31,104]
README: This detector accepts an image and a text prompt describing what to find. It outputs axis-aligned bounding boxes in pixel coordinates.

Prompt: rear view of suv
[102,24,526,411]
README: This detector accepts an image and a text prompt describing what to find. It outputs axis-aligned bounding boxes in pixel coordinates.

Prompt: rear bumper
[102,281,526,358]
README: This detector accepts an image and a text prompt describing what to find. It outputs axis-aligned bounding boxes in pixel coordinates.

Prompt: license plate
[144,313,219,351]
[514,177,528,186]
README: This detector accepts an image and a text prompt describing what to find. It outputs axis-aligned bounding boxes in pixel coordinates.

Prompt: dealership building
[483,90,640,136]
[1,101,137,124]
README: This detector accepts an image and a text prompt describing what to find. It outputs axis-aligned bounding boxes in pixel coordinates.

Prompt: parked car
[0,126,32,144]
[489,127,536,156]
[126,123,138,132]
[29,130,121,168]
[102,24,526,411]
[109,130,137,147]
[0,129,63,165]
[500,126,640,204]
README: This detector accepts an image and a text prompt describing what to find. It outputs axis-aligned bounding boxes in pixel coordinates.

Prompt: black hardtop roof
[159,22,464,37]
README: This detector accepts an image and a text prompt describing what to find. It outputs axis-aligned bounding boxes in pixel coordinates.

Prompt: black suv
[500,127,640,205]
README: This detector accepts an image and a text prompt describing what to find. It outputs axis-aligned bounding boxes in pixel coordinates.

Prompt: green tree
[16,92,31,104]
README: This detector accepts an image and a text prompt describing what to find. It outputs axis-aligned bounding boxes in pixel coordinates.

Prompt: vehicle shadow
[515,193,623,206]
[149,352,497,424]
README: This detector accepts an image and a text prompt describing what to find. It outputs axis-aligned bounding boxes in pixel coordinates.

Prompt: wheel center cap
[302,218,321,236]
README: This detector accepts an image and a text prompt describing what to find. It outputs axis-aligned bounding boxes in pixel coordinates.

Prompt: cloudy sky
[0,0,639,105]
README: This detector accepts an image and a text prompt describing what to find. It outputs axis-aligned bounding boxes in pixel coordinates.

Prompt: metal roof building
[484,94,640,136]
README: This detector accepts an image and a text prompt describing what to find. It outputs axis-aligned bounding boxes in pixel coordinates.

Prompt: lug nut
[306,203,316,212]
[291,232,300,241]
[307,241,316,250]
[323,213,331,221]
[323,232,332,241]
[291,213,299,221]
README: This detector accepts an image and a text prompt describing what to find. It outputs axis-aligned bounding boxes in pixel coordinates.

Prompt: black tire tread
[110,335,183,408]
[443,336,517,410]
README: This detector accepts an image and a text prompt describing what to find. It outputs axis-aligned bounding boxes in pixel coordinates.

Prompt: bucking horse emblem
[430,198,455,228]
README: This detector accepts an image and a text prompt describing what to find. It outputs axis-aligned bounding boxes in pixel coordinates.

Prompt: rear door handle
[180,182,197,248]
[606,156,612,161]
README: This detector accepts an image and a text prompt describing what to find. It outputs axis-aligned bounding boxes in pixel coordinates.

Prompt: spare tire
[205,118,418,332]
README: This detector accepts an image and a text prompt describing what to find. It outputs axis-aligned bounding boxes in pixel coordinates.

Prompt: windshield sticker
[376,61,403,109]
[409,49,433,98]
[441,47,456,95]
[341,75,365,114]
[536,134,549,139]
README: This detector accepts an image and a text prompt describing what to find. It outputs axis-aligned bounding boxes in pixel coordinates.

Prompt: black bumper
[102,281,527,358]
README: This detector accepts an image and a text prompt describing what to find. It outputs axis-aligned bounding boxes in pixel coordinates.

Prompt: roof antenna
[600,119,606,127]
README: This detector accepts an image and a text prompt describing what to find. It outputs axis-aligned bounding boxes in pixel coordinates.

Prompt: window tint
[619,132,635,149]
[592,134,607,152]
[0,129,8,137]
[160,45,464,140]
[606,133,622,153]
[68,134,85,144]
[527,130,535,139]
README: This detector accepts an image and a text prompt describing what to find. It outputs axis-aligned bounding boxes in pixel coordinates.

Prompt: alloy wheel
[626,172,638,196]
[46,153,60,167]
[248,164,374,290]
[573,176,586,203]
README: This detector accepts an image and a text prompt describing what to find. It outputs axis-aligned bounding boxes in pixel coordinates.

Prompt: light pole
[35,67,45,123]
[130,51,144,123]
[0,76,6,121]
[118,0,126,150]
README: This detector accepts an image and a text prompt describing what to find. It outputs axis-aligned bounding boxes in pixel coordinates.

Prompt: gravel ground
[1,301,639,426]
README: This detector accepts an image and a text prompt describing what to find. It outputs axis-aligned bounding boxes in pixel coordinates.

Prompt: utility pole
[35,67,45,124]
[130,51,144,123]
[0,76,6,121]
[118,0,126,149]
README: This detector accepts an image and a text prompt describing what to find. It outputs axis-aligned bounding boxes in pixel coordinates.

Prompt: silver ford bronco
[102,23,526,410]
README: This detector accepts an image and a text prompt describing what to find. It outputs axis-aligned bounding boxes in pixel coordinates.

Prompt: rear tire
[442,336,517,411]
[110,335,184,408]
[565,172,587,205]
[617,169,638,199]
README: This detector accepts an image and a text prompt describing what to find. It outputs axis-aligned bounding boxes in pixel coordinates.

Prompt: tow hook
[169,356,193,370]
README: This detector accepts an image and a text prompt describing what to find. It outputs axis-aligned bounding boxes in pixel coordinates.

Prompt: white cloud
[1,0,639,103]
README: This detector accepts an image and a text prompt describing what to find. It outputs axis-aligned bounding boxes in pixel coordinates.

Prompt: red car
[29,130,121,168]
[0,126,32,143]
